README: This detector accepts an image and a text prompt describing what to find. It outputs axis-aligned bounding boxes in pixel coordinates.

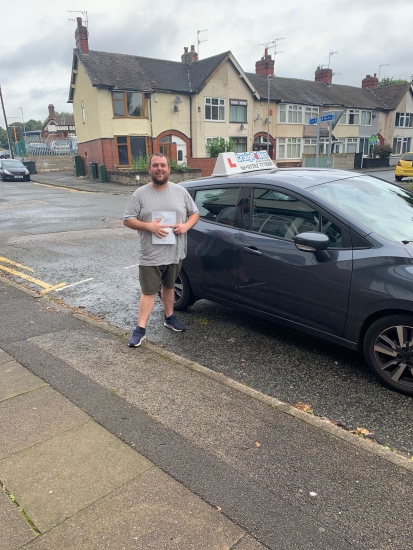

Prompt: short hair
[148,153,170,168]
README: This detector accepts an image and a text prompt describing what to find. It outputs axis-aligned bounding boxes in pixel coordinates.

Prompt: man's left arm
[173,212,199,235]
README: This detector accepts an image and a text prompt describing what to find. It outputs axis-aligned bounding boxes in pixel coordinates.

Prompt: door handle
[240,246,263,256]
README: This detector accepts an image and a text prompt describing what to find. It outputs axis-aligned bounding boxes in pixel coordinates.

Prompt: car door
[184,185,244,303]
[237,185,353,337]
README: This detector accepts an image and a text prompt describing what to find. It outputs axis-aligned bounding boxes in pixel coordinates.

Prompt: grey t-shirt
[123,182,198,266]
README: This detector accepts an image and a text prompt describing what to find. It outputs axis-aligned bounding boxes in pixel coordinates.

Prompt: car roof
[180,168,363,192]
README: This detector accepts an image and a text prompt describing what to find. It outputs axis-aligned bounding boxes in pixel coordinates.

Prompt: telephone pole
[0,86,14,157]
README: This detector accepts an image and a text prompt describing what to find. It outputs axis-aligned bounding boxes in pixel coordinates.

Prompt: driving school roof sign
[212,151,276,176]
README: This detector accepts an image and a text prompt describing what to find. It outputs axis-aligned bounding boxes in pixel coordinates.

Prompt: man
[123,153,199,347]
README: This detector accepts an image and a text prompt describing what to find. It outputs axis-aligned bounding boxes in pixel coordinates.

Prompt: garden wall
[106,168,202,186]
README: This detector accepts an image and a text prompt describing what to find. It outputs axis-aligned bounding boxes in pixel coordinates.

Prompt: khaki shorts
[139,262,182,295]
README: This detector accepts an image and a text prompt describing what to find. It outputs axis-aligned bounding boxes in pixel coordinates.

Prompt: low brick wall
[187,157,216,177]
[18,155,74,173]
[106,168,202,186]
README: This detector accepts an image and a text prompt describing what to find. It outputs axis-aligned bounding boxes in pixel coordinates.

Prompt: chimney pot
[255,48,274,77]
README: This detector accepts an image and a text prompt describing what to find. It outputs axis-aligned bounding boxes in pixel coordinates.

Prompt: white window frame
[345,138,358,153]
[361,111,372,125]
[278,138,302,159]
[339,109,360,125]
[205,97,225,122]
[279,104,303,124]
[304,106,319,124]
[395,112,413,128]
[393,137,412,155]
[81,100,86,123]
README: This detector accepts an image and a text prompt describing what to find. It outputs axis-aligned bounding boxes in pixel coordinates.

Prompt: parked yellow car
[395,152,413,181]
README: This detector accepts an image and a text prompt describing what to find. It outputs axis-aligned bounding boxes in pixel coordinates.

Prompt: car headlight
[3,169,12,175]
[24,169,29,175]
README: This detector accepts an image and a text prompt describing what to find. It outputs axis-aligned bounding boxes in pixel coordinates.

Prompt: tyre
[158,269,195,310]
[363,315,413,395]
[395,176,403,181]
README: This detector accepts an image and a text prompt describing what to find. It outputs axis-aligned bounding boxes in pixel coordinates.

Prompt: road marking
[124,264,139,269]
[0,264,66,293]
[53,278,95,292]
[0,256,37,273]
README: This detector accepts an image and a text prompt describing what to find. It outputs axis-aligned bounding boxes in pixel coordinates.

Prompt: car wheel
[395,176,403,181]
[363,315,413,395]
[158,269,195,310]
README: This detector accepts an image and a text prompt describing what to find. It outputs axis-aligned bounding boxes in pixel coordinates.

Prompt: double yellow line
[0,257,66,294]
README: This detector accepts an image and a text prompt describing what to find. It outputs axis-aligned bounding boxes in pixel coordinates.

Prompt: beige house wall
[151,92,191,138]
[190,62,257,157]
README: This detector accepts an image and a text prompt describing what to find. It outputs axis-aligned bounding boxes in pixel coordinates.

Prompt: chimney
[315,66,333,85]
[181,45,198,64]
[362,73,378,90]
[255,48,274,77]
[75,17,89,54]
[48,104,56,121]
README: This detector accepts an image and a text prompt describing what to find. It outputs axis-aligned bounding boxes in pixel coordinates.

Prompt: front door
[237,186,353,336]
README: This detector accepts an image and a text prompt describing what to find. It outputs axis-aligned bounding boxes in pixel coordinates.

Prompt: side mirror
[294,232,330,261]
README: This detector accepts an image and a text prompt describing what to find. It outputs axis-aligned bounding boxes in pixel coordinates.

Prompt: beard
[151,172,169,185]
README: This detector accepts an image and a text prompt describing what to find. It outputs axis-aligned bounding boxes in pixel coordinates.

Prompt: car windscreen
[2,160,24,168]
[311,175,413,242]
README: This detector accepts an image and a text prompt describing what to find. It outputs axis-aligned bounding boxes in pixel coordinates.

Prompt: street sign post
[309,110,344,167]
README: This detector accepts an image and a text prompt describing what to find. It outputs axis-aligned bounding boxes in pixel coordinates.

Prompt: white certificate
[151,211,177,245]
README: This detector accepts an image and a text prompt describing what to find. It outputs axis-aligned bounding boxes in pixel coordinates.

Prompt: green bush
[206,138,234,158]
[372,143,392,158]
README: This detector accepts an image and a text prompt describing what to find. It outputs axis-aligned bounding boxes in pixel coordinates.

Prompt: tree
[25,119,43,132]
[206,138,234,157]
[378,77,409,87]
[0,126,10,149]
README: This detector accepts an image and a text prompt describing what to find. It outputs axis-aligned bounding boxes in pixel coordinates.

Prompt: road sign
[321,109,344,130]
[309,117,319,125]
[320,114,333,122]
[368,134,379,143]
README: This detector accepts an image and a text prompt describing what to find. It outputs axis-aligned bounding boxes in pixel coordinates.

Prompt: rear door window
[194,187,243,226]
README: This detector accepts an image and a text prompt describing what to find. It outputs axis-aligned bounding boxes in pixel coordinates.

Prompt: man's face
[149,156,170,185]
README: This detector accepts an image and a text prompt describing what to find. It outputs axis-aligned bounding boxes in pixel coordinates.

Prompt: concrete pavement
[1,274,413,549]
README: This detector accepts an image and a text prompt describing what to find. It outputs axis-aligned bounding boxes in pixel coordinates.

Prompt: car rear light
[397,161,401,166]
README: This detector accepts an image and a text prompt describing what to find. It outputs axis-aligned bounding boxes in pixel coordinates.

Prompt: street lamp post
[19,107,26,137]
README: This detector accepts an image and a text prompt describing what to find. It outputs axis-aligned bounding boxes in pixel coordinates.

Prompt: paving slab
[0,385,89,459]
[0,360,47,401]
[0,489,37,549]
[0,349,13,364]
[234,536,267,550]
[23,467,245,550]
[0,421,152,533]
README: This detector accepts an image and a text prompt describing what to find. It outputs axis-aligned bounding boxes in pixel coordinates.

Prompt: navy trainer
[128,326,146,347]
[164,315,185,332]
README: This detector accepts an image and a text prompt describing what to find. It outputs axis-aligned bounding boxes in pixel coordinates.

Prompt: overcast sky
[1,0,411,125]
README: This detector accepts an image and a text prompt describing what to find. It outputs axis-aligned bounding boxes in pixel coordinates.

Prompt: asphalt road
[1,174,412,456]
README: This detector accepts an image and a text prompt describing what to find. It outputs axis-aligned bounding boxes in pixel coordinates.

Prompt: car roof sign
[212,151,276,176]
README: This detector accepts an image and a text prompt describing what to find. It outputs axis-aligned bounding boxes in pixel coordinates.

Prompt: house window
[229,100,247,123]
[345,138,358,153]
[278,138,302,158]
[205,98,225,121]
[279,104,303,124]
[339,109,360,125]
[112,92,146,117]
[81,100,85,123]
[115,136,150,166]
[361,111,372,125]
[231,137,247,153]
[304,107,319,124]
[395,112,413,127]
[303,138,330,155]
[393,137,412,155]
